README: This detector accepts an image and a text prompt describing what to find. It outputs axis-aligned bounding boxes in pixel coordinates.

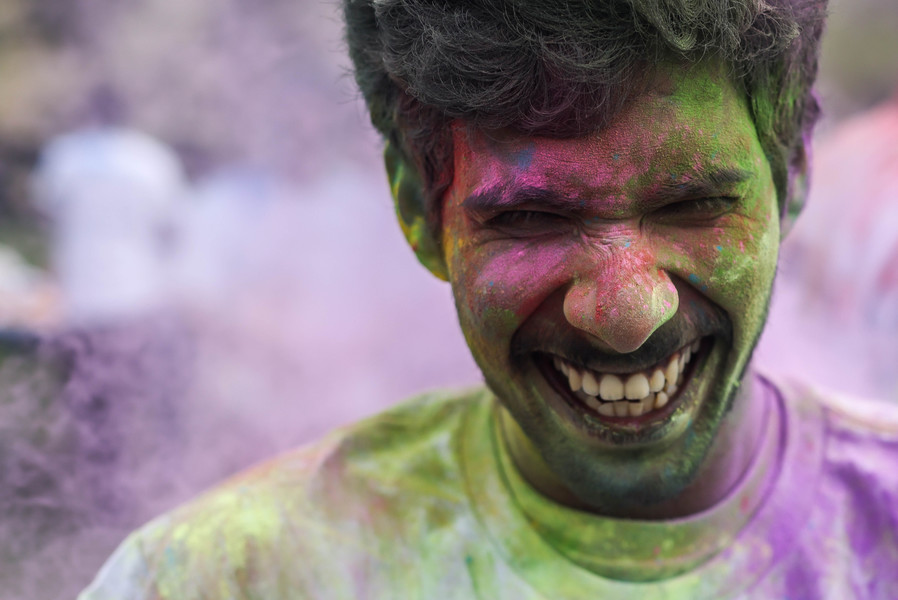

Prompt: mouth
[537,337,712,429]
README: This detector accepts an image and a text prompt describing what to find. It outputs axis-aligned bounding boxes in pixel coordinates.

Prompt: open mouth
[538,337,712,424]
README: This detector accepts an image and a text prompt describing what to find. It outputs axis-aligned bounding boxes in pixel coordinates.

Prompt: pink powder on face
[437,62,782,524]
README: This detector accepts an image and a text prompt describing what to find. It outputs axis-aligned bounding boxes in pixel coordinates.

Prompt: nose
[563,245,679,354]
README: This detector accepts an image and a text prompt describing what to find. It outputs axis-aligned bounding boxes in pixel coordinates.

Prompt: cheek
[447,235,572,345]
[674,201,780,332]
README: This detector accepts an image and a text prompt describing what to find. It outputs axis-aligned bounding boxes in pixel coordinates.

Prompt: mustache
[511,301,732,372]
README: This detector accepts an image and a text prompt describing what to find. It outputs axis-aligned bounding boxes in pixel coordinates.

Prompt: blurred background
[0,0,895,597]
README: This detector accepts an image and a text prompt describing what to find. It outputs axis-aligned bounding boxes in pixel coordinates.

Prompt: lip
[535,337,714,445]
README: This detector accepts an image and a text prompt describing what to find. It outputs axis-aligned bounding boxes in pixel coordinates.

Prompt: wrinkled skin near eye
[440,61,780,517]
[483,196,739,236]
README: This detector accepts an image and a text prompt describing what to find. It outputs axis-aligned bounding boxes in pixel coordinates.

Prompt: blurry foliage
[817,0,898,124]
[0,0,370,253]
[0,0,89,267]
[0,0,894,261]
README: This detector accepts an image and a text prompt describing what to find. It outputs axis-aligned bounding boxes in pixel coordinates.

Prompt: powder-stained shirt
[79,374,898,599]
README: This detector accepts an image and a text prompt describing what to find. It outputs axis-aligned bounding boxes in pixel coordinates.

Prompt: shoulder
[765,374,898,593]
[79,386,490,600]
[768,372,898,439]
[772,372,898,520]
[782,376,898,442]
[810,384,898,497]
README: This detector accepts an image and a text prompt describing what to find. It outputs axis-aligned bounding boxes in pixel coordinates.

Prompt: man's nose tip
[562,269,679,354]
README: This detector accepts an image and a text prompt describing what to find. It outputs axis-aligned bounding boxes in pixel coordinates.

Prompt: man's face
[440,62,780,510]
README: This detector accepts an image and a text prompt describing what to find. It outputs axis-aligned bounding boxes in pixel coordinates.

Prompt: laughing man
[81,1,898,598]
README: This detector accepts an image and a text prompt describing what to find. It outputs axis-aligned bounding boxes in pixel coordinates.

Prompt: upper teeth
[552,340,701,418]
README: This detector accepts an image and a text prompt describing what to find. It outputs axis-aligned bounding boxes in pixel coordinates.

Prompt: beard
[486,287,773,516]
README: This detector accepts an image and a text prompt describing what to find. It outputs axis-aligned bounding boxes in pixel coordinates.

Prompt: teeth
[649,369,665,393]
[640,394,655,414]
[581,371,600,396]
[598,374,624,401]
[597,403,615,417]
[665,355,680,388]
[568,368,582,393]
[624,373,650,400]
[553,340,701,418]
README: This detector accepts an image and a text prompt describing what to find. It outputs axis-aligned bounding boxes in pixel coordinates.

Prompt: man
[81,1,898,598]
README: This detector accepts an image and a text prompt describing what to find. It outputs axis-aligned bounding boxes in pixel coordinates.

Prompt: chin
[485,333,752,513]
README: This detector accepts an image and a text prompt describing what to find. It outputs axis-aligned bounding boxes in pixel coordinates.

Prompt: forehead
[450,62,765,204]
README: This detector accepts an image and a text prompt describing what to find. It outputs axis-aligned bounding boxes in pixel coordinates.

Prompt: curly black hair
[344,0,827,225]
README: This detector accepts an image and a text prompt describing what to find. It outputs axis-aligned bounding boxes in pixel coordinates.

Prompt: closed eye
[653,197,738,222]
[486,210,570,235]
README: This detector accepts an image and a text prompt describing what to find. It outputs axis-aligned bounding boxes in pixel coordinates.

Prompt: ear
[384,141,449,281]
[780,139,810,240]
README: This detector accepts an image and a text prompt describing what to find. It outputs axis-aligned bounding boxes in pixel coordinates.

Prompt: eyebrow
[462,185,580,215]
[462,167,754,215]
[644,167,753,207]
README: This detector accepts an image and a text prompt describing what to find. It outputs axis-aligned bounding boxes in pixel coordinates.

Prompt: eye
[486,210,569,235]
[654,197,738,222]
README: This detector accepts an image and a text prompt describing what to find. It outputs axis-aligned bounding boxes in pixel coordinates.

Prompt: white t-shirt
[80,374,898,599]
